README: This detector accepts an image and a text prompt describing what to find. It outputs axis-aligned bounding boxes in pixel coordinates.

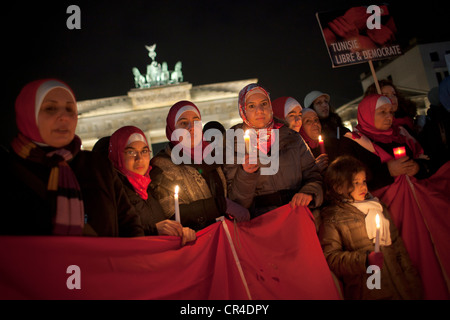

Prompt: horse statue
[132,67,147,88]
[170,61,183,83]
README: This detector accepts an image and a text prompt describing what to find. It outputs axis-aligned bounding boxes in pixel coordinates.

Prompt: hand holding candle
[375,213,380,252]
[174,185,180,223]
[318,135,326,154]
[393,146,406,160]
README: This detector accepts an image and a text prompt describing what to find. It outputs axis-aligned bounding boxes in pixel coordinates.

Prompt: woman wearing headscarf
[0,79,144,237]
[108,125,196,244]
[299,108,334,174]
[365,79,418,138]
[339,94,430,191]
[303,90,350,141]
[272,98,330,174]
[271,96,303,132]
[223,83,323,218]
[149,100,249,231]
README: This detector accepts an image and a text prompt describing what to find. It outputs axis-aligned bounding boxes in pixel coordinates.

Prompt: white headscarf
[283,97,302,118]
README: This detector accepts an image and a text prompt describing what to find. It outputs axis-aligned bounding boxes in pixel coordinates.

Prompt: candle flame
[393,146,406,157]
[244,130,250,138]
[318,135,323,143]
[375,213,380,229]
[175,185,179,194]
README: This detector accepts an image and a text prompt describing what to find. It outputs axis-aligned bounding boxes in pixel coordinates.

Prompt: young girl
[319,155,422,300]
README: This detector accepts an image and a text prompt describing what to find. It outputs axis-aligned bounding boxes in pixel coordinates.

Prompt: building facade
[337,40,450,130]
[360,40,450,93]
[76,79,257,151]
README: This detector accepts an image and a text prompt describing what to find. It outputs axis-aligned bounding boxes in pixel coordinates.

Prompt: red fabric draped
[228,205,340,300]
[372,161,450,300]
[0,205,339,300]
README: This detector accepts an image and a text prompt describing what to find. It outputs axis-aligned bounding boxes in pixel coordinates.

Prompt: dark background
[2,0,449,146]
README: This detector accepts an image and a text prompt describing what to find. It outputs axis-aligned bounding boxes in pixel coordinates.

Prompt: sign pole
[368,59,381,94]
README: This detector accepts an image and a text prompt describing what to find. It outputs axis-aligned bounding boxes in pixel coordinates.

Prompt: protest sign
[316,5,402,68]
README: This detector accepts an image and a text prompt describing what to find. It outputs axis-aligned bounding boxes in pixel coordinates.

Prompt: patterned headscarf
[238,83,273,129]
[238,83,281,154]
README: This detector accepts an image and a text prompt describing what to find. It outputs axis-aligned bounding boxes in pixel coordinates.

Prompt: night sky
[2,0,449,146]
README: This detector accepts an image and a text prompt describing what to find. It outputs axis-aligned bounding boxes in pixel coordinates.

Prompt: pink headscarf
[109,126,151,200]
[355,94,423,160]
[356,94,397,143]
[165,100,208,162]
[15,78,76,144]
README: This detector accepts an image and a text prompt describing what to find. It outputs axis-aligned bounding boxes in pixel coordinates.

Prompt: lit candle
[244,130,250,154]
[174,185,180,223]
[393,146,406,160]
[375,213,380,253]
[318,135,326,154]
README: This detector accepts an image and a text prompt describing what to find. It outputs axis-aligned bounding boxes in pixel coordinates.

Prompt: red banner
[0,205,340,300]
[373,161,450,300]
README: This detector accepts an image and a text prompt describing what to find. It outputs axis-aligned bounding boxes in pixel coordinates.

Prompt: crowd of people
[1,77,449,300]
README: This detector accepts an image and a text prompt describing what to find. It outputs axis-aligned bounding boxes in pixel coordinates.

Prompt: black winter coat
[0,148,144,237]
[320,112,350,142]
[338,136,394,191]
[117,173,166,236]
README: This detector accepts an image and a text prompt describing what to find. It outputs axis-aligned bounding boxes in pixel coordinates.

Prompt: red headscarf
[109,126,151,200]
[12,79,84,235]
[165,100,208,163]
[356,94,396,143]
[15,78,76,144]
[238,83,282,154]
[355,94,423,160]
[272,96,302,120]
